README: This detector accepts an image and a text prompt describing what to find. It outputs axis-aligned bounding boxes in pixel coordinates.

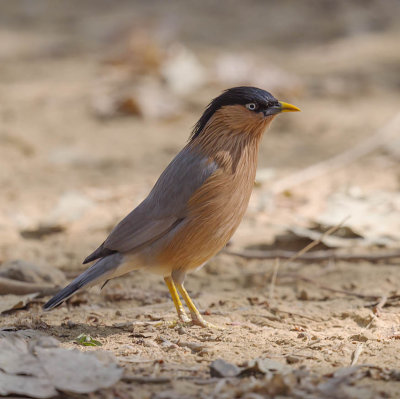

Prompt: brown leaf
[0,293,38,313]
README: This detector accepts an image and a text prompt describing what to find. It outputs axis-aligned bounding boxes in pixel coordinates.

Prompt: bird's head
[190,86,300,141]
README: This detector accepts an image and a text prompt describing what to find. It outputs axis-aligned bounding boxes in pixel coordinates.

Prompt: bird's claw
[190,317,225,330]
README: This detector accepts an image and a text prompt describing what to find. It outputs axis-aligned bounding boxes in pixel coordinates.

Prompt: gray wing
[84,146,217,263]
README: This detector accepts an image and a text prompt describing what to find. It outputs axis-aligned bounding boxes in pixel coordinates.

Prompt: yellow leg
[176,283,221,328]
[164,276,190,323]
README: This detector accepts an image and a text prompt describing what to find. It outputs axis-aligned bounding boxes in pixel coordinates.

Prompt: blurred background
[2,2,400,396]
[1,0,400,266]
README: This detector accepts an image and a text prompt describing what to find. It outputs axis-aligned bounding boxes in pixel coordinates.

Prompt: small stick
[224,216,349,266]
[282,274,400,305]
[0,277,59,296]
[259,219,347,302]
[224,248,400,263]
[282,274,382,300]
[280,217,349,268]
[366,296,400,308]
[122,376,171,384]
[123,375,221,385]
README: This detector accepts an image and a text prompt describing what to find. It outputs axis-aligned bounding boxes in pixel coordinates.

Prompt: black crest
[190,86,278,140]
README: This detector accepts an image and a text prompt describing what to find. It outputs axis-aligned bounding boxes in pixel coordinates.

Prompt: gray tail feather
[43,253,123,311]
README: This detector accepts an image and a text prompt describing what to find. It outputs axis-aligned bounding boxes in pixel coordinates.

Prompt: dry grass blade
[351,343,364,366]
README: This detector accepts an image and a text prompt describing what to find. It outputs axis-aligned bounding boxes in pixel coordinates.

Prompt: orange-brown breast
[157,105,275,272]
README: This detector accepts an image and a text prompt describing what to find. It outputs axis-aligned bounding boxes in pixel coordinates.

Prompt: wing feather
[84,146,217,263]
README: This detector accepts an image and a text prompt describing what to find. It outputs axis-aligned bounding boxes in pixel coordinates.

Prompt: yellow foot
[179,312,191,324]
[164,277,224,329]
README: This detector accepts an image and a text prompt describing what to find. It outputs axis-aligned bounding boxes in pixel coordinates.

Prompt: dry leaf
[0,333,123,397]
[240,358,289,376]
[0,259,65,285]
[0,293,38,313]
[316,190,400,247]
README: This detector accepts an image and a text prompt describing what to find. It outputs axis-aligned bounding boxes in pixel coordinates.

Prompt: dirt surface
[1,1,400,398]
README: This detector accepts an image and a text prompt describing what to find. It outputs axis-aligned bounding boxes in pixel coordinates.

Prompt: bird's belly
[154,219,235,272]
[155,173,254,272]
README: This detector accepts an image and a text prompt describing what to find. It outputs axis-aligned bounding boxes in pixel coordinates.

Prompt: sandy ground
[1,1,400,398]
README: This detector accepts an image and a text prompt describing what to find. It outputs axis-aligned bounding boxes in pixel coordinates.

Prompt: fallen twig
[122,375,171,384]
[122,375,221,385]
[281,273,400,303]
[225,218,357,264]
[282,218,349,267]
[224,248,400,263]
[282,274,380,300]
[367,295,400,309]
[0,277,59,296]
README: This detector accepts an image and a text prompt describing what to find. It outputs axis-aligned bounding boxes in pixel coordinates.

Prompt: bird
[43,86,300,328]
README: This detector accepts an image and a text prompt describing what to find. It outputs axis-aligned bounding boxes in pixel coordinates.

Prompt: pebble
[286,355,300,364]
[210,359,241,378]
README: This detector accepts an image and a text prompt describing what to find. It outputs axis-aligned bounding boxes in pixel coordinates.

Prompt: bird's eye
[246,103,257,111]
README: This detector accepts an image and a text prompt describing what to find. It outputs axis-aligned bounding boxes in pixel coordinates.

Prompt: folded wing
[84,146,217,263]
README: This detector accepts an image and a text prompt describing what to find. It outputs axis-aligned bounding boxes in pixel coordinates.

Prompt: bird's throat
[190,126,266,175]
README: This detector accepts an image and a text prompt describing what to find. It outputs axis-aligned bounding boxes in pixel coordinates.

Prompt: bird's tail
[43,253,123,311]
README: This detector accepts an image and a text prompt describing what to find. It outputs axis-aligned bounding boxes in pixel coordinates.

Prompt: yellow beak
[278,101,301,113]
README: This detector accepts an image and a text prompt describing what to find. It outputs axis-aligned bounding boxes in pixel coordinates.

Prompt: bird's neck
[189,117,270,175]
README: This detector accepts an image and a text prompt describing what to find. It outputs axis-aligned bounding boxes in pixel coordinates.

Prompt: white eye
[246,103,257,111]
